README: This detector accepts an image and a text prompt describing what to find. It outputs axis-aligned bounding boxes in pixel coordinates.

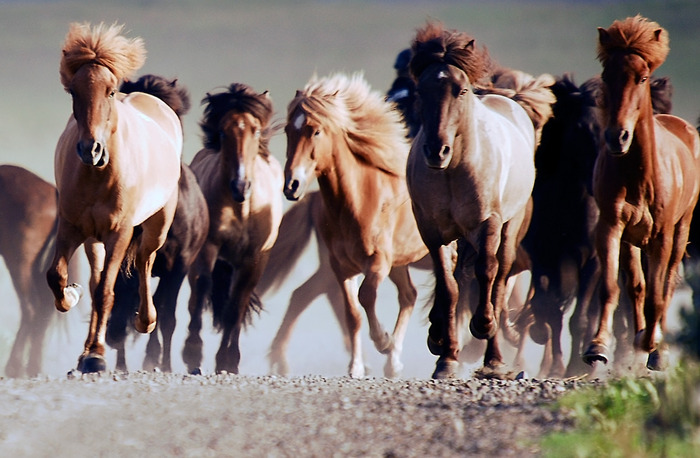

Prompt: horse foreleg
[382,265,418,378]
[358,259,392,355]
[565,257,600,377]
[46,219,85,313]
[148,269,185,372]
[583,223,623,366]
[470,217,502,342]
[337,274,363,378]
[428,244,460,379]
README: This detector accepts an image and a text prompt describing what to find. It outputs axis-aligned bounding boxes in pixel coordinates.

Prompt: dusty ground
[0,370,594,457]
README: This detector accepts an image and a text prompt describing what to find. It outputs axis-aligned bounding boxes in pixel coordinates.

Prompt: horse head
[416,63,473,169]
[283,105,328,201]
[69,63,118,167]
[219,110,263,203]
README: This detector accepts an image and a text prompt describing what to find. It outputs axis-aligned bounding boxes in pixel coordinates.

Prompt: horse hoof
[134,315,156,334]
[469,316,496,340]
[57,283,83,312]
[78,354,107,373]
[529,322,551,345]
[427,335,444,356]
[189,367,203,376]
[432,359,460,379]
[646,348,667,371]
[582,344,609,366]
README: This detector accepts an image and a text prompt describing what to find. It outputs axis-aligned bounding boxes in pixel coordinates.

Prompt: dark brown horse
[406,22,554,378]
[106,75,209,373]
[283,72,428,378]
[46,23,183,373]
[183,83,283,374]
[583,16,700,371]
[1,165,61,377]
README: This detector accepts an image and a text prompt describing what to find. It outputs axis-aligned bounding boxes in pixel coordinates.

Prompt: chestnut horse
[106,75,209,373]
[406,22,554,378]
[283,72,428,378]
[46,23,182,373]
[583,16,700,371]
[182,83,283,374]
[1,165,60,377]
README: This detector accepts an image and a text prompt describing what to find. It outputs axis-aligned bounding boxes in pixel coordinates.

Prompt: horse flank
[60,22,146,91]
[288,73,410,177]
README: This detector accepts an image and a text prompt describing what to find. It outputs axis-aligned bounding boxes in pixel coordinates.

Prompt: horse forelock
[200,83,274,151]
[59,22,146,91]
[410,21,492,86]
[291,73,409,177]
[597,15,669,73]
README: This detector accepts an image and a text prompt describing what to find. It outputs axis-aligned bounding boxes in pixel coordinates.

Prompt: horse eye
[314,129,321,137]
[460,88,469,95]
[254,129,261,138]
[639,76,648,84]
[109,89,116,98]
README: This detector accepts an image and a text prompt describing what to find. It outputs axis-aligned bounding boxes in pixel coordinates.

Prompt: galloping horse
[406,22,554,378]
[1,165,60,377]
[182,83,283,374]
[583,16,700,371]
[283,73,428,378]
[106,75,209,372]
[46,23,182,373]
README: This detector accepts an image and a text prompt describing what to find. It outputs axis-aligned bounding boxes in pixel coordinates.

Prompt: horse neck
[628,100,657,179]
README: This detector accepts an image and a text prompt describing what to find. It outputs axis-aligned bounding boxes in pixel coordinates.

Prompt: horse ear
[261,90,270,99]
[597,27,609,46]
[295,90,303,98]
[464,39,475,51]
[653,28,663,42]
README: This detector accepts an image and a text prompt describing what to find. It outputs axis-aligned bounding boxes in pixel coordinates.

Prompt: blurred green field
[0,0,698,377]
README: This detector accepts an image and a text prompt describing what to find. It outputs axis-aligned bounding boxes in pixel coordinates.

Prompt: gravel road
[0,371,593,457]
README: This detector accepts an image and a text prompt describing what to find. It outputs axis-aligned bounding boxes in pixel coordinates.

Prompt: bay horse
[106,75,209,372]
[182,83,283,374]
[583,15,700,371]
[406,22,554,378]
[46,23,182,373]
[283,72,428,378]
[0,165,59,377]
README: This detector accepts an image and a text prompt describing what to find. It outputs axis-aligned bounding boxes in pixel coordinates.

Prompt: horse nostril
[619,130,630,143]
[440,145,450,159]
[289,179,299,193]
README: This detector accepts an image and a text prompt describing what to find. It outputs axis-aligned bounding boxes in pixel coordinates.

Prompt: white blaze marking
[293,112,306,131]
[437,70,448,79]
[238,120,245,130]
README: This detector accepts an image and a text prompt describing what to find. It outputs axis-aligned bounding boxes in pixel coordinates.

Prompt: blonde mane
[288,73,409,177]
[59,22,146,91]
[597,15,669,73]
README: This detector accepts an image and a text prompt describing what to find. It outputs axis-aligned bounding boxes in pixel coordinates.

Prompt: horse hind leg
[381,266,417,378]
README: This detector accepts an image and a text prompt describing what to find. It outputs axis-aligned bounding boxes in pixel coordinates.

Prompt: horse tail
[486,67,557,146]
[256,192,319,296]
[120,74,191,120]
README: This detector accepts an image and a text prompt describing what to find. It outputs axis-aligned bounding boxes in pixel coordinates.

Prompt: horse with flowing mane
[583,15,700,371]
[46,23,182,373]
[283,72,428,378]
[406,21,555,378]
[182,83,283,374]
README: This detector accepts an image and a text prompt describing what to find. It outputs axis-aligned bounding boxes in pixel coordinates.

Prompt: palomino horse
[106,75,209,372]
[406,22,554,378]
[182,83,283,374]
[0,165,59,377]
[583,16,700,371]
[46,23,182,373]
[283,72,428,378]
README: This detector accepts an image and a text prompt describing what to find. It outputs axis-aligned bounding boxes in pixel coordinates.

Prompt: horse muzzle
[422,143,452,169]
[604,127,632,156]
[76,139,109,167]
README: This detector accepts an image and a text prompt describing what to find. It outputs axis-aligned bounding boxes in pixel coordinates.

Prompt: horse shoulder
[479,94,535,148]
[654,114,700,162]
[122,92,182,149]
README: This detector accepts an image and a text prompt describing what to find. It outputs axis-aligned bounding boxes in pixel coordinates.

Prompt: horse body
[283,73,427,378]
[406,22,553,378]
[0,165,59,377]
[584,16,700,371]
[46,23,182,372]
[183,84,283,374]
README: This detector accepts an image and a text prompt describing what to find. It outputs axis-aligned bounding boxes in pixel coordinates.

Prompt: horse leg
[381,265,417,378]
[469,217,502,342]
[358,259,393,355]
[268,267,333,375]
[427,244,460,379]
[46,219,85,313]
[583,222,623,365]
[148,269,185,372]
[183,244,217,374]
[565,257,600,377]
[335,271,363,378]
[79,229,133,373]
[26,293,53,378]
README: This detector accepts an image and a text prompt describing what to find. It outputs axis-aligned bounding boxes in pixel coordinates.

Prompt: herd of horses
[2,16,699,380]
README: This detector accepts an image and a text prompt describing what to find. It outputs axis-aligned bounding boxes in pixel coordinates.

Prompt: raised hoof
[431,359,460,379]
[582,344,609,366]
[134,315,156,334]
[78,354,107,373]
[427,334,444,356]
[646,348,667,371]
[374,332,394,355]
[529,321,551,346]
[469,316,496,340]
[57,283,83,312]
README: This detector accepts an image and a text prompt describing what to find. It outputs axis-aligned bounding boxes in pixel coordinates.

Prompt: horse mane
[597,15,670,73]
[288,72,409,177]
[200,83,276,158]
[120,74,191,119]
[59,22,146,91]
[409,20,494,86]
